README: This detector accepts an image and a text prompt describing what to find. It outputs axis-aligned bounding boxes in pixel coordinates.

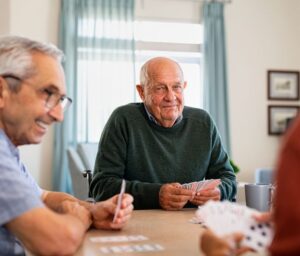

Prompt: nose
[48,103,64,122]
[164,88,176,101]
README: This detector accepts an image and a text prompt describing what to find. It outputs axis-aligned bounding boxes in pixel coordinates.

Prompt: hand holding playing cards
[159,183,195,210]
[197,201,274,254]
[190,187,221,206]
[91,193,133,230]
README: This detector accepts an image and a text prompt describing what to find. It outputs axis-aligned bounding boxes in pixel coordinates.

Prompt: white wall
[135,0,202,22]
[226,0,300,182]
[1,0,300,189]
[0,0,10,34]
[0,0,60,189]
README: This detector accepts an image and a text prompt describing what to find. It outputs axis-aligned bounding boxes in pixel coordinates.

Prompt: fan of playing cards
[196,201,274,252]
[181,179,221,193]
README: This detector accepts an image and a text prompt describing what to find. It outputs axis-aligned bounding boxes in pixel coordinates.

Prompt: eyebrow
[154,82,182,87]
[43,84,66,96]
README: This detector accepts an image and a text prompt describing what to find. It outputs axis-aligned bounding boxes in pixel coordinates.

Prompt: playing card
[196,201,273,252]
[90,235,148,243]
[241,218,273,252]
[113,179,126,223]
[201,179,221,190]
[182,179,221,193]
[99,243,164,254]
[197,201,256,235]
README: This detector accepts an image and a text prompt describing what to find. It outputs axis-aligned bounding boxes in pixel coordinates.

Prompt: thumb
[103,200,116,215]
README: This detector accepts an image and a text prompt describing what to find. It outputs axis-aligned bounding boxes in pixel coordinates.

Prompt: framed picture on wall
[268,70,300,100]
[268,105,299,135]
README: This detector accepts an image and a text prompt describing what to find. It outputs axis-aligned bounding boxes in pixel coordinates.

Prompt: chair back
[77,143,99,170]
[67,147,89,200]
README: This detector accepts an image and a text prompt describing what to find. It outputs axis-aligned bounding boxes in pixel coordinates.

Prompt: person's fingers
[196,188,220,197]
[177,188,195,197]
[110,194,119,204]
[166,194,192,209]
[160,183,194,210]
[191,200,205,206]
[121,194,134,209]
[169,193,194,202]
[190,191,221,206]
[231,232,244,242]
[168,200,187,210]
[160,199,185,210]
[253,212,272,222]
[201,229,234,256]
[236,247,253,255]
[122,193,134,202]
[118,204,134,218]
[161,196,188,210]
[111,211,132,228]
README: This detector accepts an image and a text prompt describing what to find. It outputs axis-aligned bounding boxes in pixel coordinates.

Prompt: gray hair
[0,35,64,91]
[140,61,150,87]
[139,57,184,87]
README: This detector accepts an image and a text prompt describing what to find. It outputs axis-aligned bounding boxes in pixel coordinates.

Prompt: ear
[183,81,187,89]
[136,84,145,101]
[0,77,8,108]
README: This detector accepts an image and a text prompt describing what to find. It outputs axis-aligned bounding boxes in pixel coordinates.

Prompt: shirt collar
[143,104,183,127]
[0,129,20,159]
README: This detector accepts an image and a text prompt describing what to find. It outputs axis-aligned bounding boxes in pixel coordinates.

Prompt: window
[134,20,203,108]
[76,1,203,142]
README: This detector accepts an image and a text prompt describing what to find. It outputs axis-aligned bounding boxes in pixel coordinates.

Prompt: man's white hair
[0,35,64,91]
[139,57,184,87]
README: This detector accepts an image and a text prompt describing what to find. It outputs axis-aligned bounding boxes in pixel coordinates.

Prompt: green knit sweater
[91,103,236,209]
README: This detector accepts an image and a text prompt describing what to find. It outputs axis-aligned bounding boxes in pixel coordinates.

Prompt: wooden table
[75,209,203,256]
[75,209,268,256]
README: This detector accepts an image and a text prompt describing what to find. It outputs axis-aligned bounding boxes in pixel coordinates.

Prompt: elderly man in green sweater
[91,57,236,210]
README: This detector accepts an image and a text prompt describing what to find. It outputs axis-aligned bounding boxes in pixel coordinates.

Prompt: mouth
[163,104,177,108]
[36,120,49,132]
[163,105,178,110]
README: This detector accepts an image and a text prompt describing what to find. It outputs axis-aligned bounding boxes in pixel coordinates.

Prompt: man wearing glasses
[0,36,133,256]
[91,57,236,210]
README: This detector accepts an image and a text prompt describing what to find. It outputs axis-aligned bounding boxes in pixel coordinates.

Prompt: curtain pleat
[53,0,135,192]
[203,2,231,155]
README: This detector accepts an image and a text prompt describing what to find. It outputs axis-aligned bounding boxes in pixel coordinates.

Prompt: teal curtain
[53,0,135,192]
[203,2,231,155]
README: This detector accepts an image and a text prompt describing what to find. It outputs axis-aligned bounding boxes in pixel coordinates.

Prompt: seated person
[90,57,236,210]
[0,35,133,256]
[200,115,300,255]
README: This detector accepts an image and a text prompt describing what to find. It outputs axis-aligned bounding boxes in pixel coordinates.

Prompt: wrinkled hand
[190,187,221,206]
[201,229,251,256]
[91,194,133,230]
[60,201,92,228]
[159,183,194,210]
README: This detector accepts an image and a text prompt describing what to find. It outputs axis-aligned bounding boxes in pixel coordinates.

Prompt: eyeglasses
[2,74,72,112]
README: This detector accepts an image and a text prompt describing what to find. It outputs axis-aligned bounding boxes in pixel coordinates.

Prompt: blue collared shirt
[0,129,44,255]
[143,104,183,126]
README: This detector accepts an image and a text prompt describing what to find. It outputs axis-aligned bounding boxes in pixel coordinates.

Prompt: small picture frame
[268,70,299,100]
[268,105,299,135]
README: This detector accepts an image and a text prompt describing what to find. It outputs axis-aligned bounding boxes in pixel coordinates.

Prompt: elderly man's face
[0,52,66,146]
[137,59,186,128]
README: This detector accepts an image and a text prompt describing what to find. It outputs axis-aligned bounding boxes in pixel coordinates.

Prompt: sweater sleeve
[205,119,237,201]
[90,108,162,209]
